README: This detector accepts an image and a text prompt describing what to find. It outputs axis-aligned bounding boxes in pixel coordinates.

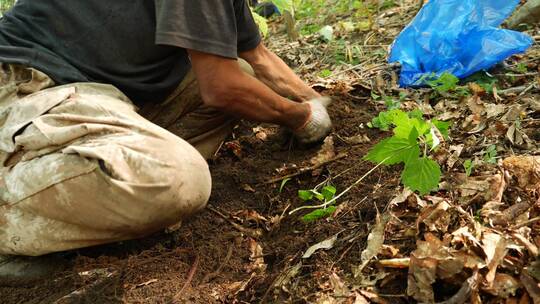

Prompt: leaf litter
[6,1,540,303]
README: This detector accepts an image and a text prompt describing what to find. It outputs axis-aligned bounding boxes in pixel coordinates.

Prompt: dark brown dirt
[0,89,405,304]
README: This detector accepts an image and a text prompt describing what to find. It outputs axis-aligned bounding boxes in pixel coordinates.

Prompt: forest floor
[2,1,540,303]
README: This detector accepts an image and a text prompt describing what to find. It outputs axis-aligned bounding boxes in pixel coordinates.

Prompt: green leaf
[426,72,459,93]
[364,136,420,165]
[298,190,314,201]
[384,96,401,110]
[301,206,337,222]
[251,10,269,37]
[370,111,393,131]
[432,120,451,139]
[272,0,294,13]
[319,69,332,78]
[408,109,424,120]
[464,159,474,177]
[483,145,498,164]
[401,157,441,195]
[393,116,429,139]
[321,185,336,201]
[279,178,291,193]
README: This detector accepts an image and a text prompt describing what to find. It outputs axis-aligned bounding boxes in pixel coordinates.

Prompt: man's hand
[294,97,332,144]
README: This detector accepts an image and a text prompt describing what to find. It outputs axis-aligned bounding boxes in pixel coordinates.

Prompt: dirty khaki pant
[0,62,251,256]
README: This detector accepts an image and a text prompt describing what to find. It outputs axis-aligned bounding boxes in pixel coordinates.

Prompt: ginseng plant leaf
[401,157,441,195]
[364,136,420,165]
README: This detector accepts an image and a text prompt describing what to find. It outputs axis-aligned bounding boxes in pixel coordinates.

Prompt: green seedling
[298,185,337,222]
[463,159,474,177]
[319,69,332,78]
[516,62,528,74]
[279,178,292,193]
[483,145,498,164]
[364,109,449,195]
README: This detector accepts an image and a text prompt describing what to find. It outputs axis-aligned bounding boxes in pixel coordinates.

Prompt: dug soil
[0,89,406,304]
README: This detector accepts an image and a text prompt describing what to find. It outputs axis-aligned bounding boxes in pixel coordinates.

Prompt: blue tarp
[389,0,533,87]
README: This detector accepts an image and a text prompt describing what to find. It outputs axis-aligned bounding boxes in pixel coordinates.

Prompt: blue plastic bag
[389,0,533,87]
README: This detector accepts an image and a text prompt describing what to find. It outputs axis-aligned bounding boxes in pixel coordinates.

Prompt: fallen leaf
[521,272,540,304]
[482,232,508,286]
[436,271,480,304]
[247,238,266,273]
[447,144,464,169]
[241,184,256,193]
[303,234,338,259]
[329,272,350,298]
[483,273,521,298]
[355,212,391,275]
[343,134,371,145]
[310,136,336,165]
[417,200,452,233]
[273,262,301,292]
[485,103,506,119]
[503,156,540,191]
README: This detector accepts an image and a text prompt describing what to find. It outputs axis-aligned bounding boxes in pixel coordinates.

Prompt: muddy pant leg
[140,59,256,159]
[0,80,211,256]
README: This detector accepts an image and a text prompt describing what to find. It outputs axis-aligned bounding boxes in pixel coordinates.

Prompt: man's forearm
[189,50,310,130]
[206,71,311,130]
[240,43,320,102]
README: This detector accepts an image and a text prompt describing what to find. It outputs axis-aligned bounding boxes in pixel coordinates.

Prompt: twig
[207,205,263,238]
[289,159,388,215]
[513,216,540,229]
[200,244,234,284]
[263,152,348,184]
[171,254,200,303]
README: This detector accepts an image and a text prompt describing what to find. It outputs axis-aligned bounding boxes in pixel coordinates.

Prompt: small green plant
[464,72,498,93]
[483,145,498,164]
[279,178,291,193]
[368,93,407,130]
[364,109,449,195]
[516,62,528,74]
[423,72,469,96]
[298,185,337,222]
[319,69,332,78]
[463,159,474,177]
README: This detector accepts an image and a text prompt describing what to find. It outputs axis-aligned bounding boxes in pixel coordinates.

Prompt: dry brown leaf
[408,254,437,303]
[303,234,338,259]
[483,273,521,298]
[436,271,480,304]
[467,95,486,115]
[521,272,540,304]
[485,103,506,119]
[408,234,465,302]
[343,134,371,145]
[355,212,391,275]
[247,238,266,273]
[273,262,301,292]
[482,232,508,286]
[416,200,452,233]
[310,136,336,165]
[447,144,465,169]
[503,156,540,191]
[329,273,350,298]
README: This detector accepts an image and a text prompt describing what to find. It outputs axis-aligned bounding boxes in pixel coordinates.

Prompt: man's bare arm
[239,43,320,102]
[188,49,310,130]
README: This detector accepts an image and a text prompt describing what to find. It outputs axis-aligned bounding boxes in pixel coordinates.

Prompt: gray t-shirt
[0,0,261,104]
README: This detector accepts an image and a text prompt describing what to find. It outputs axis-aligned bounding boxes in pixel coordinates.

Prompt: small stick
[263,152,348,185]
[200,244,234,284]
[207,205,263,238]
[171,254,200,303]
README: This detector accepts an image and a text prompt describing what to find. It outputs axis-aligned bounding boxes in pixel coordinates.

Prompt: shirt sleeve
[154,0,261,59]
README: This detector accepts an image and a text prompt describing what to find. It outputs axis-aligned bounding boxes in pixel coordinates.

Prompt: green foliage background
[0,0,15,13]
